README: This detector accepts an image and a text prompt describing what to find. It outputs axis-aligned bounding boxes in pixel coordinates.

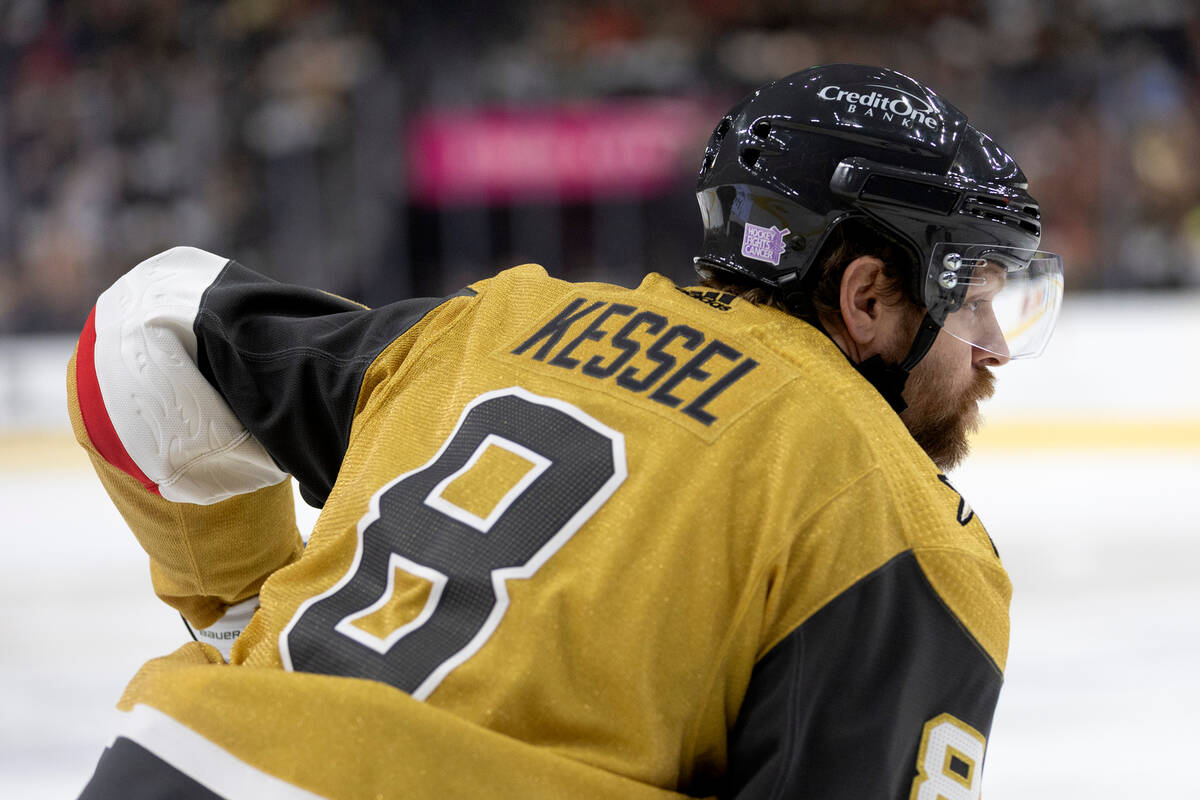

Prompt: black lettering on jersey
[549,303,636,370]
[512,298,606,361]
[582,310,659,378]
[683,355,759,425]
[651,338,738,409]
[619,324,702,392]
[513,298,758,426]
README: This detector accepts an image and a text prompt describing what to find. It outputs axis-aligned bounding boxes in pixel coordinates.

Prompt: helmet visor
[927,243,1064,360]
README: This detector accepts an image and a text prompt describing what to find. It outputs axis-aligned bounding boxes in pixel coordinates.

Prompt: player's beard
[901,361,995,471]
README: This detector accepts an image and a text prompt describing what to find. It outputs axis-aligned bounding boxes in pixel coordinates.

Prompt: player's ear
[838,255,889,352]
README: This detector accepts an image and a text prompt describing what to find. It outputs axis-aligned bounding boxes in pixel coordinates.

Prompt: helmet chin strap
[852,312,942,414]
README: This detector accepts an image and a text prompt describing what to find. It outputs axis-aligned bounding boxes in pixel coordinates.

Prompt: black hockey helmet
[695,64,1063,408]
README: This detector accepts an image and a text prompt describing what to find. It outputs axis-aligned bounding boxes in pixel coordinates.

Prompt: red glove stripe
[76,305,161,495]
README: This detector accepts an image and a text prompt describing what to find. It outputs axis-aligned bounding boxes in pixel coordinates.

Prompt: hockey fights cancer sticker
[816,83,942,131]
[741,223,790,266]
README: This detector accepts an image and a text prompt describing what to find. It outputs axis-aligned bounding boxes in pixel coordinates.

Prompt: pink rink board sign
[408,98,716,204]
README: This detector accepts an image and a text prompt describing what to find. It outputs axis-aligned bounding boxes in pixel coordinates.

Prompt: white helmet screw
[939,253,962,289]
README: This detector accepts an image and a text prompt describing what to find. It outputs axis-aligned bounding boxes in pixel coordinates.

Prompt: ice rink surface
[2,293,1198,798]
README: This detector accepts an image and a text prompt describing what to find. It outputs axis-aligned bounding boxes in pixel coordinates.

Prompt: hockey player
[69,64,1063,799]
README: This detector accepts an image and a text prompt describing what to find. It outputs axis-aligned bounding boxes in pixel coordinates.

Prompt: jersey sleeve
[724,549,1004,798]
[68,246,467,632]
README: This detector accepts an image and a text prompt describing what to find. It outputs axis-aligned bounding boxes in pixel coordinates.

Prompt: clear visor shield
[928,243,1065,360]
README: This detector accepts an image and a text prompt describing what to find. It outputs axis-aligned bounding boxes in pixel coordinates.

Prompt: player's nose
[973,339,1010,368]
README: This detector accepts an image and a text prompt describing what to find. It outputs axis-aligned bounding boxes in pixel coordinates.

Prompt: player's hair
[696,219,918,326]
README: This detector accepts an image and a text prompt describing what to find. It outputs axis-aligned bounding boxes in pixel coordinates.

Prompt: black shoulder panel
[77,738,224,800]
[721,550,1003,799]
[195,260,474,507]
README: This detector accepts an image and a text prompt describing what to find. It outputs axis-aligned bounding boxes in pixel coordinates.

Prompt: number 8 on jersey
[280,388,627,700]
[910,713,987,800]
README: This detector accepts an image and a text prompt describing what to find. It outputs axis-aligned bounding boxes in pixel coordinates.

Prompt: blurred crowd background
[1,0,1198,334]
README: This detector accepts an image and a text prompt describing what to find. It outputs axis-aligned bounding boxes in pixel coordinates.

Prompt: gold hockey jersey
[69,247,1010,799]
